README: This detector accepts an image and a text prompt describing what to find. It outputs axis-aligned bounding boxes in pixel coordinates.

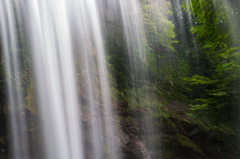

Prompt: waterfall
[0,0,29,158]
[119,0,147,85]
[25,0,83,158]
[2,0,236,158]
[0,0,116,158]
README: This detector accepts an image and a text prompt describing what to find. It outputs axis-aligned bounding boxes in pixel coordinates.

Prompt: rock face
[114,122,151,159]
[189,128,199,137]
[110,100,240,159]
[126,140,150,159]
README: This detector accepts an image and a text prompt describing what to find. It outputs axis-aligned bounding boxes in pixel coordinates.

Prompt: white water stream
[1,0,116,158]
[0,1,29,158]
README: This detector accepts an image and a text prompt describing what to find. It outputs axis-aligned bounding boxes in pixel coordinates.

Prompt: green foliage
[107,54,129,92]
[0,55,6,112]
[176,134,204,155]
[185,0,231,47]
[139,0,193,103]
[141,0,176,51]
[126,83,164,118]
[185,75,216,85]
[182,0,240,122]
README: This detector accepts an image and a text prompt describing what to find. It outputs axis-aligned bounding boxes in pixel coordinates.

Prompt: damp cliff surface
[76,82,240,159]
[109,85,240,159]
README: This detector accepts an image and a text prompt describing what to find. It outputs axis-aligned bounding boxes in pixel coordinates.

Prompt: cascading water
[67,0,117,158]
[0,1,29,158]
[119,0,147,83]
[118,0,174,157]
[25,1,84,159]
[1,0,116,158]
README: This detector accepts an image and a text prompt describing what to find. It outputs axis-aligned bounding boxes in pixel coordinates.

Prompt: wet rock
[169,101,188,113]
[119,118,139,139]
[189,128,199,137]
[126,140,150,159]
[116,129,130,147]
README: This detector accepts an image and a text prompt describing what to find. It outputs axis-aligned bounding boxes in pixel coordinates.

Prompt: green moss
[167,120,179,132]
[211,124,234,135]
[164,150,180,159]
[125,85,166,119]
[181,118,191,124]
[113,115,120,120]
[176,134,204,155]
[126,116,134,121]
[193,118,209,131]
[160,110,171,119]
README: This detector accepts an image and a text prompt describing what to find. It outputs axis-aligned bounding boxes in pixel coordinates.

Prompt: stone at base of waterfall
[127,140,150,159]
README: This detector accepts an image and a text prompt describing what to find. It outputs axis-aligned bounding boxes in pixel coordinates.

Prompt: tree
[184,0,240,122]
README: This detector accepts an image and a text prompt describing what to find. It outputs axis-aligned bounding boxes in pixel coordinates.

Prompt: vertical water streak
[87,1,117,158]
[0,0,29,158]
[119,0,147,85]
[185,0,197,48]
[120,0,146,60]
[68,1,103,158]
[2,0,118,158]
[25,0,83,158]
[172,0,187,43]
[69,0,117,158]
[120,0,154,157]
[221,0,240,47]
